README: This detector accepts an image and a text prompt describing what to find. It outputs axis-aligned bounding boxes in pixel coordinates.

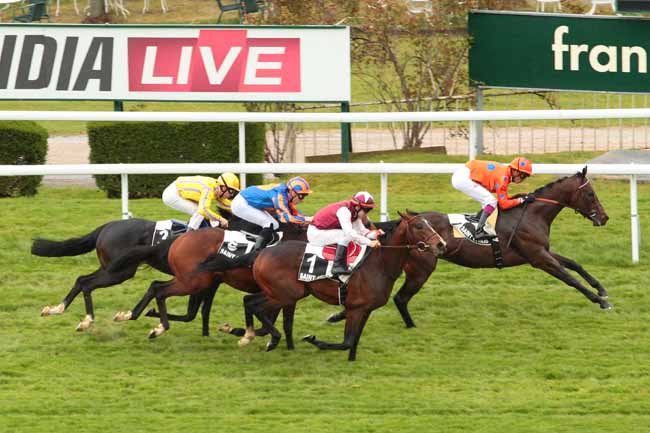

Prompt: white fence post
[121,173,130,220]
[380,161,388,222]
[469,119,478,160]
[239,121,246,189]
[631,174,640,263]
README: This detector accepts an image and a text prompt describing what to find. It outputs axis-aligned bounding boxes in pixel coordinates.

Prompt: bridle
[534,179,597,220]
[380,216,447,253]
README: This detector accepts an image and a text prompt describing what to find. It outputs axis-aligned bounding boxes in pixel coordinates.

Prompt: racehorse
[110,222,308,341]
[327,167,612,327]
[31,214,255,333]
[235,212,447,361]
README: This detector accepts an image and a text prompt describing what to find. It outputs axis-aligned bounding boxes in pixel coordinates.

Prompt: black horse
[31,214,258,333]
[328,167,612,326]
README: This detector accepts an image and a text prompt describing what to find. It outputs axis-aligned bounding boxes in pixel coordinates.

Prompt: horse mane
[531,171,583,196]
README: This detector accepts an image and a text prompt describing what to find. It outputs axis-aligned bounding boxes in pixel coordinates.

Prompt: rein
[379,241,431,252]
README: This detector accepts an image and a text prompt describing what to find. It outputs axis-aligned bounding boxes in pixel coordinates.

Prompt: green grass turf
[2,151,650,432]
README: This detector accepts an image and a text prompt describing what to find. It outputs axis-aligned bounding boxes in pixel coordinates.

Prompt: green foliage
[0,121,47,197]
[88,122,266,198]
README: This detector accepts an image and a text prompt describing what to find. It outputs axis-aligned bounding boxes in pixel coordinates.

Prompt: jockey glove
[523,194,536,204]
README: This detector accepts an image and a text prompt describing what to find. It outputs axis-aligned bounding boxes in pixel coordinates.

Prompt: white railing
[0,108,647,262]
[1,161,646,263]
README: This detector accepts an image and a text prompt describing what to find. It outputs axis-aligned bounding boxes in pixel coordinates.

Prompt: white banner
[0,24,350,102]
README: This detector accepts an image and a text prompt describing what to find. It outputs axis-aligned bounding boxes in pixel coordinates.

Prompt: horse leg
[347,310,372,362]
[70,267,137,331]
[282,304,296,350]
[326,309,346,323]
[529,252,612,310]
[218,304,281,338]
[149,290,171,339]
[238,293,282,351]
[199,285,218,337]
[550,252,608,298]
[114,279,170,322]
[144,285,219,337]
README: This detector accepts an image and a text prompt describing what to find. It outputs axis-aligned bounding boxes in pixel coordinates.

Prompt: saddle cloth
[151,219,189,246]
[216,230,283,260]
[298,242,367,283]
[448,210,499,246]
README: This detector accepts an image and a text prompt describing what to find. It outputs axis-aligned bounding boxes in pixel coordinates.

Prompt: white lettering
[589,45,617,72]
[176,46,193,85]
[551,25,648,74]
[552,25,569,71]
[200,46,242,85]
[570,44,588,71]
[244,46,284,85]
[141,46,173,85]
[622,46,647,73]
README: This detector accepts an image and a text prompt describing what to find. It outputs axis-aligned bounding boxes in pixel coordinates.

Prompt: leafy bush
[88,122,266,198]
[0,121,47,197]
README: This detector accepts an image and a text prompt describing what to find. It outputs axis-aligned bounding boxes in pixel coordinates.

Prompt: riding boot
[253,227,274,253]
[331,244,350,276]
[474,210,493,240]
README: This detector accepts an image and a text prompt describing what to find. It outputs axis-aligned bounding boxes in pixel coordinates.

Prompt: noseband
[380,216,446,252]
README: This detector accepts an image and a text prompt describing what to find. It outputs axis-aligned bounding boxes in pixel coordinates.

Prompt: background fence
[0,108,648,262]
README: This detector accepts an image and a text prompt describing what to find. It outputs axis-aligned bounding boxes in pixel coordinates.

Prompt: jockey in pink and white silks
[308,191,383,276]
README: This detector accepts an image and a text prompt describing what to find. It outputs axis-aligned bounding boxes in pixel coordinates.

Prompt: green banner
[469,11,650,93]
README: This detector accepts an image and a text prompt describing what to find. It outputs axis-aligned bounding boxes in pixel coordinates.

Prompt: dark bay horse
[237,212,447,361]
[109,222,308,340]
[31,213,255,333]
[328,167,612,327]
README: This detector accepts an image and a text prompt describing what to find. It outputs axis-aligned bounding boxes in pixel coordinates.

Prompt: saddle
[151,219,191,246]
[447,211,504,268]
[448,211,498,245]
[298,242,367,283]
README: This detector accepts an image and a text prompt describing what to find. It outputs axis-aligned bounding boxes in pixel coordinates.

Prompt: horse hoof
[42,303,64,316]
[600,301,613,310]
[238,336,253,348]
[219,323,233,334]
[75,315,93,332]
[302,335,316,343]
[148,324,165,339]
[326,312,344,323]
[266,338,280,352]
[113,311,132,322]
[41,306,50,316]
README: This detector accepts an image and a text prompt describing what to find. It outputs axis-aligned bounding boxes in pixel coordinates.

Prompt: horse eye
[415,223,423,229]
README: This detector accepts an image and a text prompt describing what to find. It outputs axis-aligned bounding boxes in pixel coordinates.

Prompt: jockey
[451,157,534,240]
[231,176,313,252]
[308,191,382,277]
[162,172,240,230]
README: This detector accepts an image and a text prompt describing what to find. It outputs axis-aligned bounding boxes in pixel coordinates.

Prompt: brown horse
[236,212,447,361]
[328,167,612,327]
[109,223,307,341]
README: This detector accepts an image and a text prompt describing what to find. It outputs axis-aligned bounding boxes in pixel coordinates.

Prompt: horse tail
[31,225,106,257]
[194,250,250,275]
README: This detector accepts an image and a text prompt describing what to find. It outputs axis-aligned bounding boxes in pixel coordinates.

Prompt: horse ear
[397,211,405,219]
[405,209,419,216]
[582,166,588,177]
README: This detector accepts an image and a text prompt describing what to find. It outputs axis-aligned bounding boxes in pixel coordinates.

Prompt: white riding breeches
[163,183,206,230]
[307,225,350,247]
[231,194,279,230]
[451,166,497,209]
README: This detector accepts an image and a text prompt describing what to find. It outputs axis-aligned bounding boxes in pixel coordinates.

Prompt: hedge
[0,121,48,197]
[88,122,266,198]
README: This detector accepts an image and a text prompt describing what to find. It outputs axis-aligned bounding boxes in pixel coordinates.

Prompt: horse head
[398,211,447,256]
[566,167,609,226]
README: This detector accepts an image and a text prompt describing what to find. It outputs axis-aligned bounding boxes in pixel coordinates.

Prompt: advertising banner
[0,24,350,101]
[469,11,650,93]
